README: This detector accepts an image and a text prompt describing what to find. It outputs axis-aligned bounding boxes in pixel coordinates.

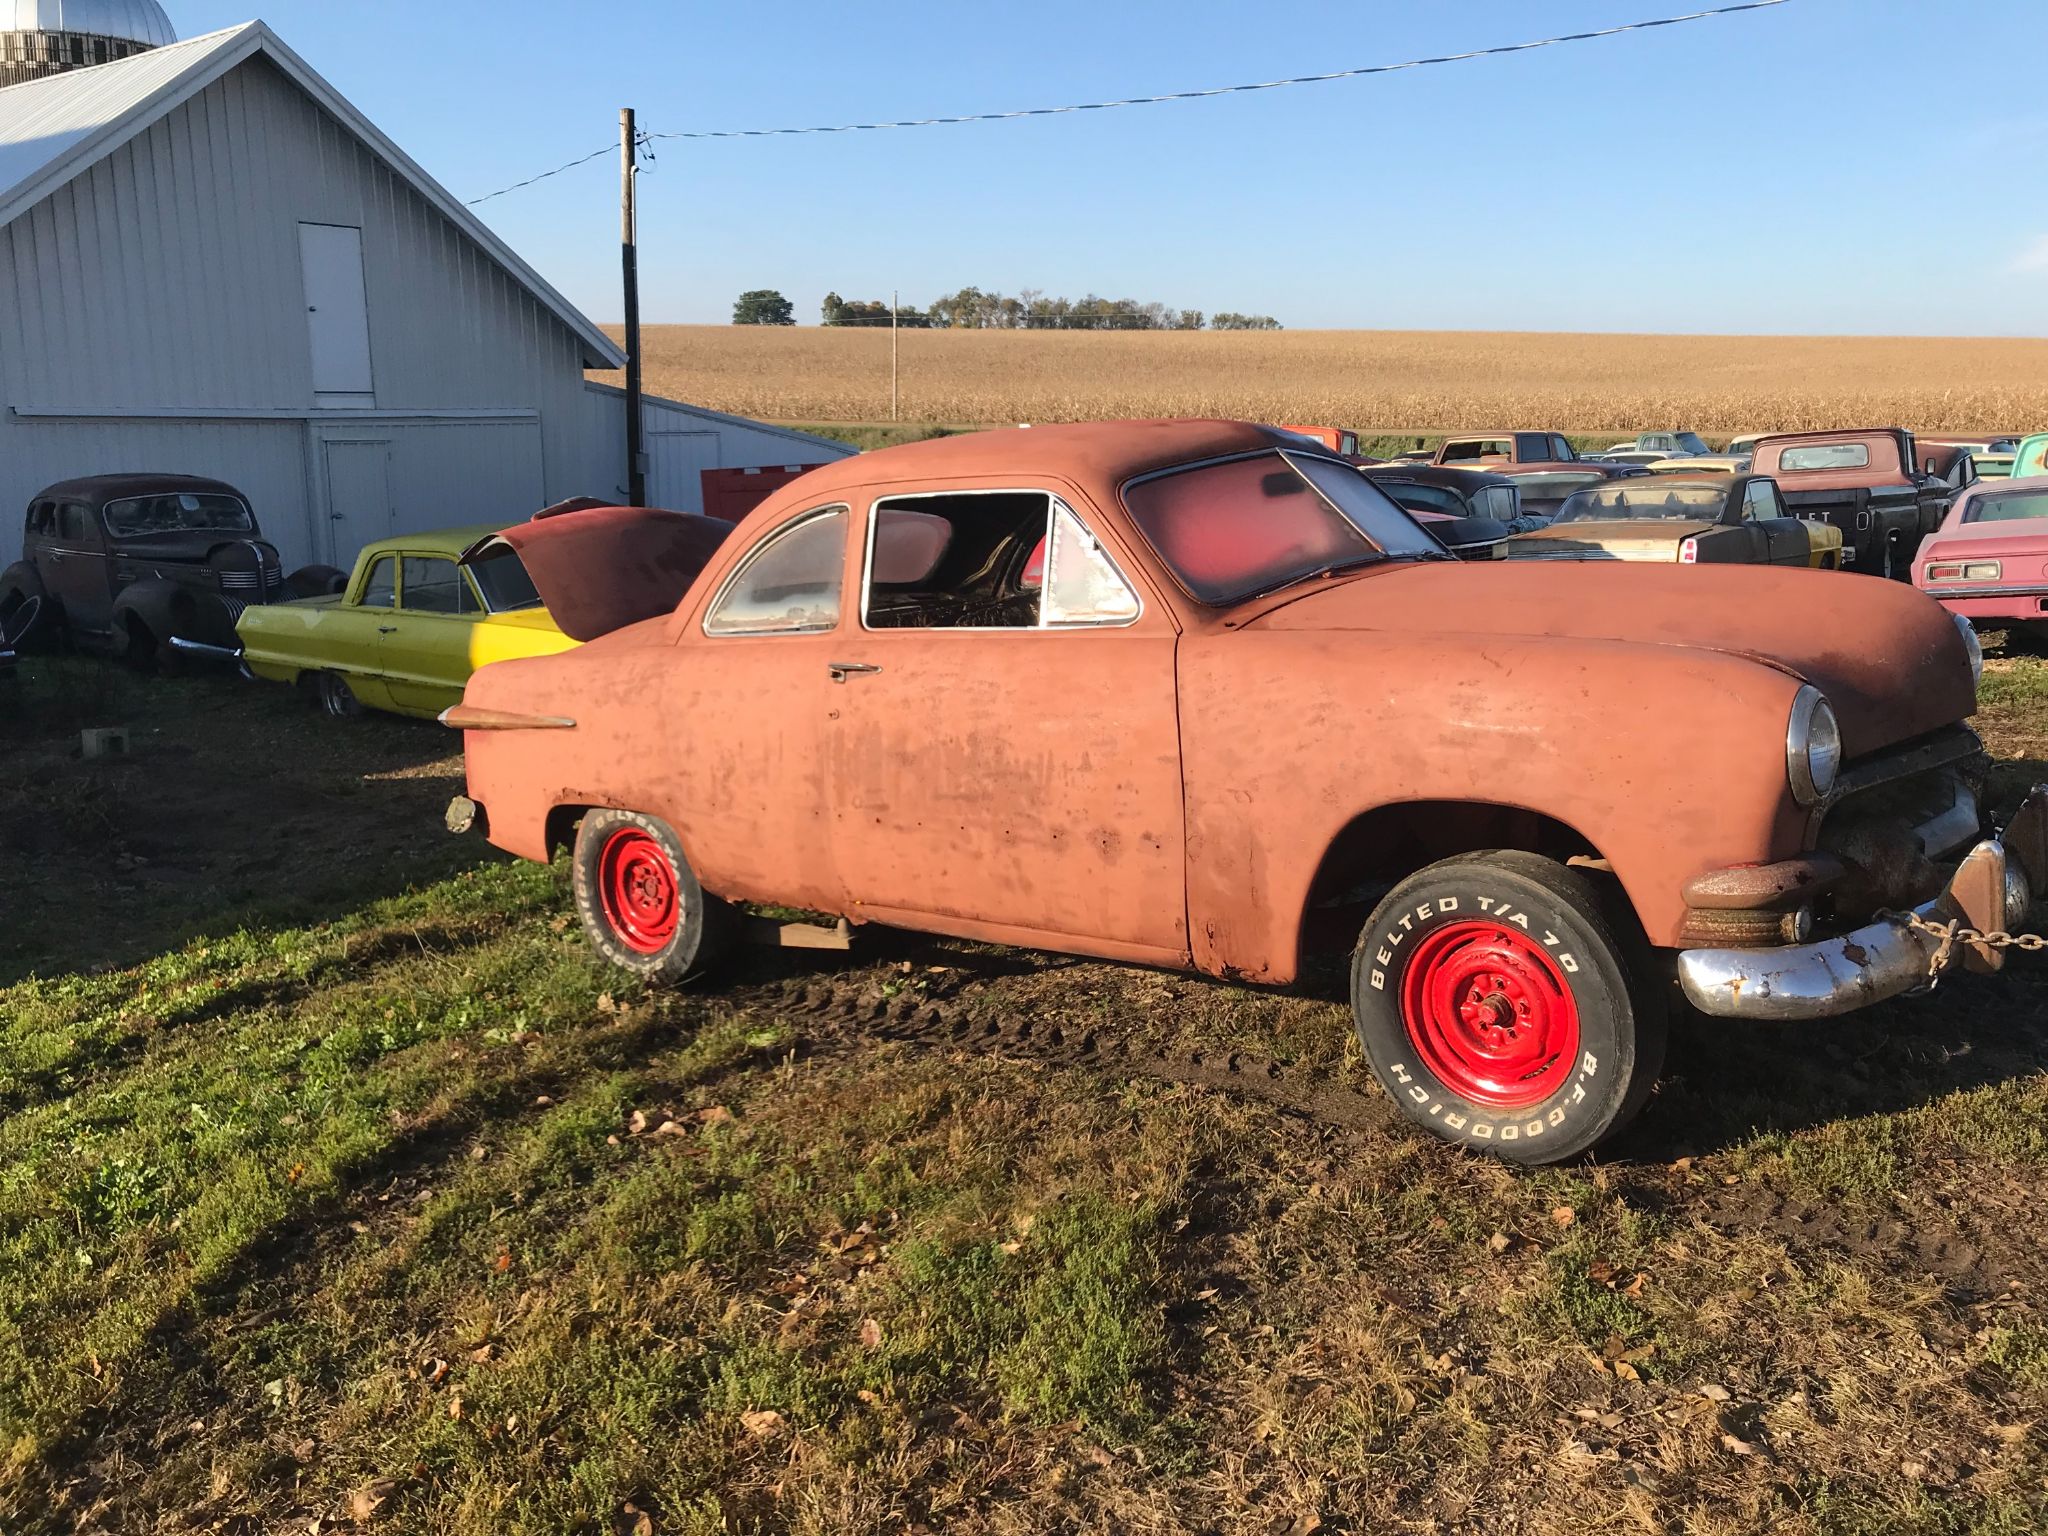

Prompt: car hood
[1503,519,1718,561]
[461,506,732,642]
[1246,561,1974,758]
[115,534,277,563]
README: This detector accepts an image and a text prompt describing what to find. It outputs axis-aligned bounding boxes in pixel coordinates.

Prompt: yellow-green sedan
[236,525,577,719]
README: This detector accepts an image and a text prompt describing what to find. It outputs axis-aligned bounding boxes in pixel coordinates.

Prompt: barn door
[323,439,393,564]
[299,223,375,407]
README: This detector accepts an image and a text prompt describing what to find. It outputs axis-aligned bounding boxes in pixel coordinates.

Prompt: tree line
[731,288,1278,330]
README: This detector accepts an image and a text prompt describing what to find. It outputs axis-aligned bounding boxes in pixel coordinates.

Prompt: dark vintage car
[0,593,38,683]
[1504,475,1845,568]
[1357,463,1540,557]
[0,475,341,665]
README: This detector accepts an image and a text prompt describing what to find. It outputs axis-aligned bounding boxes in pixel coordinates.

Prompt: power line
[466,141,618,207]
[464,0,1789,205]
[647,1,1787,143]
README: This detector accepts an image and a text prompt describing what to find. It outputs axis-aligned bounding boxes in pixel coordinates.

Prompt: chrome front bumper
[1678,784,2048,1020]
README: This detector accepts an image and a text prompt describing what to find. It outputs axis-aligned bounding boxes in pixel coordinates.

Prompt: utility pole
[890,288,900,423]
[621,107,646,507]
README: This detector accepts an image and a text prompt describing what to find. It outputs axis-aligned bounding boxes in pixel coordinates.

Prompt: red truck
[1747,429,1953,580]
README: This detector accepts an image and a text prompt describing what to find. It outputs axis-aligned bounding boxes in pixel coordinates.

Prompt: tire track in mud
[737,967,2021,1293]
[747,971,1396,1132]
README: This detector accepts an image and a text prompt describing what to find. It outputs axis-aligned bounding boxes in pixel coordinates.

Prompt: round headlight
[1953,612,1984,686]
[1787,686,1841,807]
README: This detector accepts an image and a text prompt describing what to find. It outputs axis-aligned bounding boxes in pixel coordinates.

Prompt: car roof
[354,524,509,560]
[31,472,247,504]
[759,419,1303,503]
[1360,463,1516,489]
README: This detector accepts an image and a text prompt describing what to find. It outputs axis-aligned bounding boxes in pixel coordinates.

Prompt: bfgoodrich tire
[1349,851,1666,1165]
[571,809,737,985]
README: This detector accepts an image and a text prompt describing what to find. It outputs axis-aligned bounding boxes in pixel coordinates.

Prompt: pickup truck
[1433,431,1584,468]
[445,419,2031,1167]
[1747,429,1952,580]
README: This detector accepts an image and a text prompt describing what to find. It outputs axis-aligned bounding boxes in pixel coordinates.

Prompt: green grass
[3,658,2048,1532]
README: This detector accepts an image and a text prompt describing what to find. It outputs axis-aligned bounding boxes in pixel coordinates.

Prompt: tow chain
[1892,910,2048,981]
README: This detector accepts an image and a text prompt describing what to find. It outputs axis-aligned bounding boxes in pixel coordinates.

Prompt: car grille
[218,564,282,600]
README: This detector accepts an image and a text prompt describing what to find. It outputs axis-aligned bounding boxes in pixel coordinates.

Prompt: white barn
[0,14,849,571]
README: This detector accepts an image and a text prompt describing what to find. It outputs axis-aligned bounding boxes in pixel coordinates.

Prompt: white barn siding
[578,384,852,513]
[0,56,598,569]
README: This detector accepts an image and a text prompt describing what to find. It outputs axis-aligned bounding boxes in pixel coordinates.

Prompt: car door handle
[828,661,881,682]
[378,624,398,634]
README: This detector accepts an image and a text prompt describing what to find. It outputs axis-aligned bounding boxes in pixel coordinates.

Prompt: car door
[381,554,488,717]
[821,485,1188,961]
[334,553,400,712]
[45,501,113,634]
[683,501,854,915]
[1745,479,1809,566]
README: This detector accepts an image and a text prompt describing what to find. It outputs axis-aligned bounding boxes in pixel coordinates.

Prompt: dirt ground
[2,650,2046,1535]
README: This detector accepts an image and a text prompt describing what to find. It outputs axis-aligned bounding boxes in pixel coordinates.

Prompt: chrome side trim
[167,635,243,660]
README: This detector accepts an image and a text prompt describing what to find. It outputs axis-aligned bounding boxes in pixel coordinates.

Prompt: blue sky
[173,0,2048,334]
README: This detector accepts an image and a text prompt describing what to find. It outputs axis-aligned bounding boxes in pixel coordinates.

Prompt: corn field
[619,324,2048,435]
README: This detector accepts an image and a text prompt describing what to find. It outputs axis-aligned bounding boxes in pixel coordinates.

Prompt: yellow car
[235,525,577,719]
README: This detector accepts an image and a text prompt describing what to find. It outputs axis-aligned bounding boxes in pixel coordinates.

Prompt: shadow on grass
[0,654,495,987]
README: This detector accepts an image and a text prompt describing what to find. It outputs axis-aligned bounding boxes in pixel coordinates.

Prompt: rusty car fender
[1175,629,1809,979]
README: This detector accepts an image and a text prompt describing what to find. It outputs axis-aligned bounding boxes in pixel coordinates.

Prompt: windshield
[1124,450,1443,606]
[1557,483,1727,522]
[466,544,545,611]
[1673,432,1711,454]
[103,492,254,537]
[1966,489,2048,523]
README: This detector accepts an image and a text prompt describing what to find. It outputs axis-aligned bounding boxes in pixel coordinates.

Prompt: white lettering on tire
[1366,887,1614,1148]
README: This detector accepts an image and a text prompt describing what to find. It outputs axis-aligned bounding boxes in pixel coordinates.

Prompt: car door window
[26,501,52,537]
[57,504,97,544]
[703,506,847,636]
[1550,435,1576,462]
[360,556,396,608]
[863,491,1049,630]
[400,556,476,616]
[1744,481,1784,520]
[1042,499,1141,627]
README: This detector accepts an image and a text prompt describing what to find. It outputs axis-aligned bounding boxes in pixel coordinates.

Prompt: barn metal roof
[0,21,627,370]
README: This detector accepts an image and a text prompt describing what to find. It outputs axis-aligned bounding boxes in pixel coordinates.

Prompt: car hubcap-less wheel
[598,828,680,954]
[1399,920,1581,1110]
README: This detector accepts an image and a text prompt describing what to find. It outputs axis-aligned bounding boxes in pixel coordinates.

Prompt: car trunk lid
[460,505,732,642]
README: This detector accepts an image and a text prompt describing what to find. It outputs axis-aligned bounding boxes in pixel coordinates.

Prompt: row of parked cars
[5,420,2043,1170]
[1285,424,2048,617]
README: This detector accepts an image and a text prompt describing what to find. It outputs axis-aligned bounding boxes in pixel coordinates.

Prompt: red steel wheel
[571,809,737,985]
[597,827,680,954]
[1398,920,1581,1110]
[1349,851,1666,1165]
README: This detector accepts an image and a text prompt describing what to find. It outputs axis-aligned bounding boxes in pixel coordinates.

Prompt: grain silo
[0,0,176,87]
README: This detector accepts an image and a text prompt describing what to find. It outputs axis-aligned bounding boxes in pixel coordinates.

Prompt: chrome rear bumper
[1678,784,2048,1020]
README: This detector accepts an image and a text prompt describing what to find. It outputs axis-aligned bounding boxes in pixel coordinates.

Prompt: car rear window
[1777,443,1870,472]
[1441,439,1510,462]
[1967,490,2048,523]
[467,546,544,611]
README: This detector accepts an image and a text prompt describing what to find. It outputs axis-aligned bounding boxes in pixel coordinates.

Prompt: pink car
[1912,481,2048,635]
